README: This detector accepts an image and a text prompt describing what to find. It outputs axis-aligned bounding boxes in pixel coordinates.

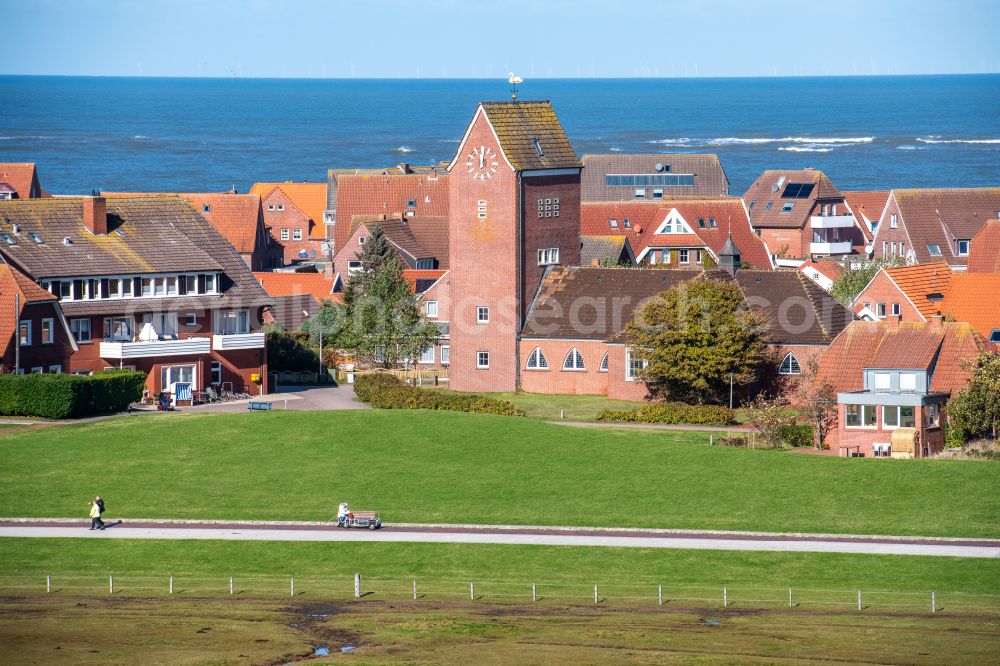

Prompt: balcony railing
[100,337,211,359]
[810,241,853,255]
[212,332,266,351]
[810,214,856,229]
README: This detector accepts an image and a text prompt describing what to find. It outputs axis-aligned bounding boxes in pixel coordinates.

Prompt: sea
[1,74,998,195]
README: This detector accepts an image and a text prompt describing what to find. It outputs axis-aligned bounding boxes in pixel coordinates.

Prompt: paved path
[550,421,753,433]
[1,520,996,558]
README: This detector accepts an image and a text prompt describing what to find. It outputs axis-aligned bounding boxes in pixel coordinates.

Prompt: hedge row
[596,402,736,425]
[354,374,525,417]
[0,370,146,419]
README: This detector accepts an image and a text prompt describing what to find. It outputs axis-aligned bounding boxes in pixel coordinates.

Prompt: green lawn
[0,411,997,536]
[475,391,651,422]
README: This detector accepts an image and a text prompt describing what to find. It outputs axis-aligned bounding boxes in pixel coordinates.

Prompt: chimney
[83,196,107,235]
[931,312,944,328]
[397,163,411,174]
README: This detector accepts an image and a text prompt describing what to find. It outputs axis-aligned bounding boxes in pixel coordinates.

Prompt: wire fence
[2,574,998,615]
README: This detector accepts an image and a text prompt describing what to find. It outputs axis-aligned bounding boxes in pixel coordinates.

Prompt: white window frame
[891,303,900,316]
[778,352,801,375]
[348,261,362,275]
[957,239,970,256]
[845,404,878,429]
[476,306,489,324]
[426,301,439,317]
[599,352,609,372]
[71,318,92,343]
[526,347,549,370]
[30,366,43,374]
[215,309,250,335]
[48,365,62,374]
[280,229,290,241]
[441,345,450,365]
[418,346,435,364]
[679,249,690,264]
[476,351,490,369]
[205,274,217,294]
[890,213,898,228]
[18,320,31,346]
[292,229,303,241]
[563,347,585,371]
[874,372,892,391]
[211,361,223,386]
[625,347,647,382]
[538,248,560,266]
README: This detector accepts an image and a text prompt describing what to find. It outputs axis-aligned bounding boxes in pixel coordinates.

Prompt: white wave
[609,146,623,152]
[131,135,150,140]
[916,137,1000,144]
[438,139,460,143]
[779,146,834,153]
[0,134,55,140]
[393,145,414,153]
[710,136,874,146]
[647,137,693,145]
[896,145,921,150]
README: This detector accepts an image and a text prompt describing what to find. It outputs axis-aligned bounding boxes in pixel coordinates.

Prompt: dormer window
[609,218,618,228]
[202,204,211,213]
[781,201,795,212]
[928,244,942,256]
[622,218,631,229]
[957,239,970,256]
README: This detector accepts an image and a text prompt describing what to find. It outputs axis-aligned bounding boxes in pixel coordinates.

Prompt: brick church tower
[447,101,582,393]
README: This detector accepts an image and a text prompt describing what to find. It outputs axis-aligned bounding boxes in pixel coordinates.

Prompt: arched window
[563,347,585,370]
[526,347,548,370]
[599,352,609,372]
[779,352,801,375]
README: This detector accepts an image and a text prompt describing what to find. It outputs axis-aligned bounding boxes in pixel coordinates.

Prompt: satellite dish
[298,249,308,259]
[308,249,317,259]
[655,163,664,172]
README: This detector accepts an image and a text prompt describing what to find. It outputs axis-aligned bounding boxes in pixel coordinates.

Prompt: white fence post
[109,575,114,594]
[931,591,936,613]
[413,580,417,600]
[46,575,51,593]
[658,584,663,606]
[470,582,475,600]
[354,572,361,598]
[532,583,536,602]
[291,577,295,597]
[789,587,793,608]
[723,586,728,607]
[594,584,599,604]
[169,576,174,594]
[230,576,234,595]
[857,590,862,611]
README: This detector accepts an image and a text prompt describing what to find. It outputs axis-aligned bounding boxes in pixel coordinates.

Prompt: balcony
[810,241,853,255]
[810,214,856,229]
[213,332,266,351]
[100,337,211,359]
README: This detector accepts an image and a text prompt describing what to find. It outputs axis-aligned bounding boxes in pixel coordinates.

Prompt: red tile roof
[941,273,1000,340]
[798,259,845,283]
[883,188,1000,267]
[580,199,772,269]
[249,182,328,239]
[816,319,985,395]
[333,173,449,252]
[403,269,447,292]
[881,262,953,321]
[0,163,42,199]
[842,190,889,242]
[253,271,339,303]
[744,169,844,230]
[967,219,1000,273]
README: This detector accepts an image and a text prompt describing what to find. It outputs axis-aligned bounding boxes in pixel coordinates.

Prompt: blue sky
[2,0,999,78]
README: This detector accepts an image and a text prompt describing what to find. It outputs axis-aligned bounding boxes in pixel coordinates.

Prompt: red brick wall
[520,175,582,320]
[826,403,944,457]
[332,224,369,276]
[261,190,323,265]
[853,271,924,321]
[767,343,828,405]
[447,111,521,393]
[760,227,807,260]
[518,339,609,395]
[606,344,653,401]
[872,197,911,262]
[3,302,74,373]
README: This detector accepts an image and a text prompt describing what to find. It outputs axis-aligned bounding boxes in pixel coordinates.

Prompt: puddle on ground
[699,618,722,626]
[340,645,355,652]
[314,646,330,656]
[308,612,329,618]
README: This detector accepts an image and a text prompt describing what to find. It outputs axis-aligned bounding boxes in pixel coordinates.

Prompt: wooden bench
[248,401,273,411]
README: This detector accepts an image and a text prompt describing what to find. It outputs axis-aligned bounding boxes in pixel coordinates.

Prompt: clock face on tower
[466,145,498,181]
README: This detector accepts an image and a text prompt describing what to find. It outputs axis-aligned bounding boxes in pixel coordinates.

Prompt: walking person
[88,499,103,530]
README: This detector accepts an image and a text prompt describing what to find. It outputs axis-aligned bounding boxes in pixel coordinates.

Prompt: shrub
[595,402,736,425]
[779,423,814,448]
[266,329,319,374]
[0,370,145,419]
[354,373,525,417]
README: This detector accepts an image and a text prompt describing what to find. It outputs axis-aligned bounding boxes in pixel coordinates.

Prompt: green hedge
[0,370,146,419]
[779,423,815,448]
[354,374,525,417]
[596,402,736,425]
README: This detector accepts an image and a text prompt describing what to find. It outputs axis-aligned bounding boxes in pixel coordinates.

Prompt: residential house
[872,188,1000,268]
[852,262,953,321]
[940,273,1000,344]
[254,271,339,330]
[0,163,45,199]
[0,196,272,398]
[580,153,730,201]
[103,192,281,271]
[579,235,635,266]
[817,317,986,457]
[407,270,450,371]
[519,254,853,399]
[579,198,773,270]
[329,170,449,260]
[0,262,76,374]
[744,169,866,264]
[333,216,449,278]
[798,258,845,292]
[249,182,329,266]
[842,190,890,253]
[967,219,1000,273]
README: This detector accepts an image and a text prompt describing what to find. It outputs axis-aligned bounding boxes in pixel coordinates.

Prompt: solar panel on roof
[781,183,815,198]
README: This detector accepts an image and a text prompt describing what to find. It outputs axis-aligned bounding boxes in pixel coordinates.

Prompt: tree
[829,257,903,307]
[743,394,797,449]
[265,329,319,374]
[947,351,1000,443]
[626,279,767,404]
[331,224,440,369]
[791,356,838,449]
